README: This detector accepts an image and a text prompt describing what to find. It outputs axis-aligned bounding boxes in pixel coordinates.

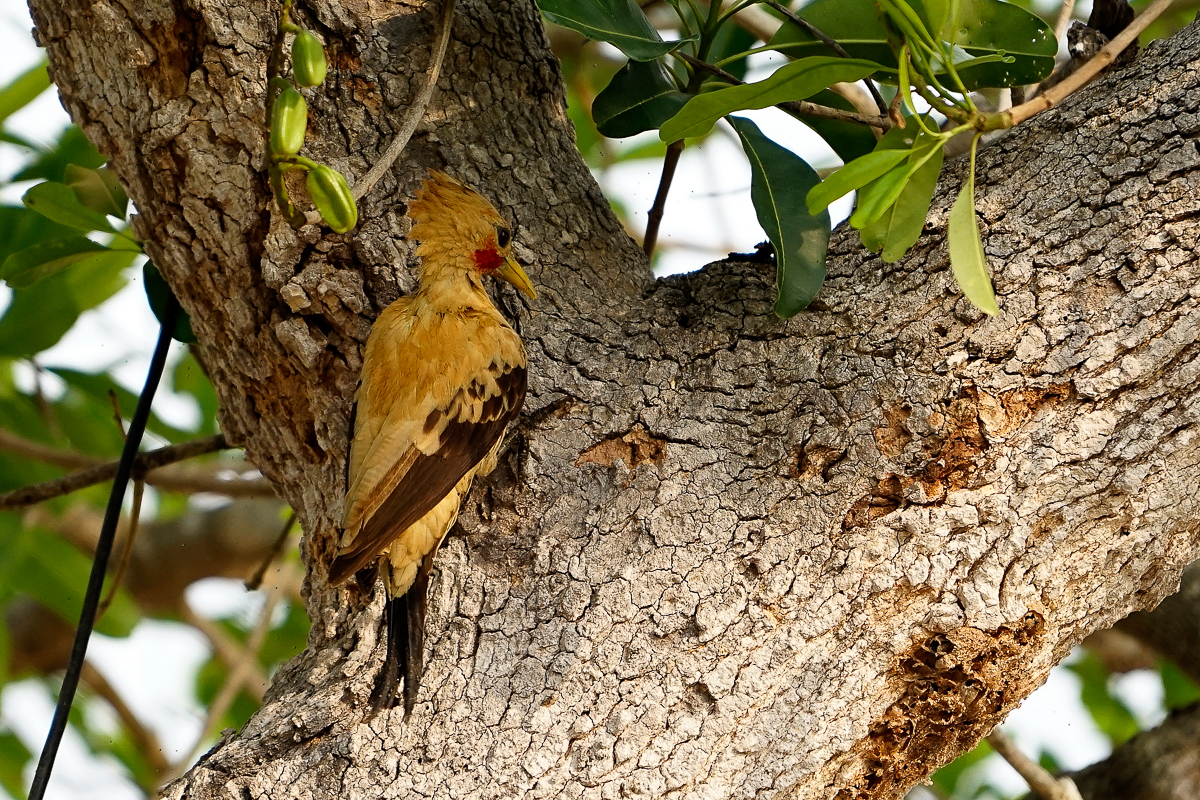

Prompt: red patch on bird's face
[472,244,504,273]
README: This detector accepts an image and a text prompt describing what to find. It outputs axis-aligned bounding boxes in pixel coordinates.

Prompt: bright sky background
[0,0,1169,796]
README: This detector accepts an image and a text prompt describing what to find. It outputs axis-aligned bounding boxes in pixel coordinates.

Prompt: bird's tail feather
[370,562,431,717]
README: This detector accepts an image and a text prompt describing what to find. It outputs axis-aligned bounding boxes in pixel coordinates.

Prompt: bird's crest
[408,171,509,261]
[405,171,536,298]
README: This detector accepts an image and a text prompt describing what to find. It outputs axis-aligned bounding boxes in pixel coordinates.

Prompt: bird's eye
[496,227,511,248]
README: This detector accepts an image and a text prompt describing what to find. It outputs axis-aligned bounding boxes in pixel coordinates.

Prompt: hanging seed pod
[307,164,357,233]
[292,30,328,88]
[271,87,308,157]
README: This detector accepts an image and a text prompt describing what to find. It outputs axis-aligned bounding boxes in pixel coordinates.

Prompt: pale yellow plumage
[331,171,535,714]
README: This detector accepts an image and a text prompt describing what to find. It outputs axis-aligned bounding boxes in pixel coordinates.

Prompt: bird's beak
[499,256,537,299]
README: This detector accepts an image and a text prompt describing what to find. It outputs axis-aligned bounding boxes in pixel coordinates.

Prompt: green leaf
[13,126,105,183]
[173,350,220,436]
[51,368,192,445]
[947,135,998,315]
[931,739,992,798]
[65,165,129,220]
[849,131,942,229]
[926,0,1057,87]
[1067,652,1140,746]
[0,60,51,128]
[706,18,759,82]
[729,117,830,318]
[143,262,197,344]
[807,148,911,214]
[593,59,689,138]
[0,205,84,268]
[0,248,130,358]
[23,181,117,233]
[0,237,131,290]
[4,528,140,638]
[537,0,689,61]
[872,137,943,262]
[0,729,31,800]
[660,57,883,142]
[767,0,1054,89]
[855,119,945,259]
[796,89,880,162]
[1160,660,1200,710]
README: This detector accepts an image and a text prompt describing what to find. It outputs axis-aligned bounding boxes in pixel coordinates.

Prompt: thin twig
[677,52,892,129]
[1008,0,1174,125]
[1054,0,1078,40]
[178,603,270,699]
[351,0,456,202]
[762,0,888,114]
[245,510,296,590]
[170,582,284,779]
[643,140,685,259]
[107,389,126,436]
[79,661,171,783]
[0,434,274,510]
[987,729,1083,800]
[96,480,143,621]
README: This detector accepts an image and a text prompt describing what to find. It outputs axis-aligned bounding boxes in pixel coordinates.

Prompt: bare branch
[987,729,1083,800]
[0,434,274,510]
[350,0,457,202]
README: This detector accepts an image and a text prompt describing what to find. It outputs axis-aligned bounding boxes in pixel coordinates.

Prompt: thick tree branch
[27,0,1200,797]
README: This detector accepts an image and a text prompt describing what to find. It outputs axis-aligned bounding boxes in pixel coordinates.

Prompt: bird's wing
[330,354,526,585]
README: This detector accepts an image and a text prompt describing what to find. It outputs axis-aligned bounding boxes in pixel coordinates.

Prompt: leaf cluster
[540,0,1059,316]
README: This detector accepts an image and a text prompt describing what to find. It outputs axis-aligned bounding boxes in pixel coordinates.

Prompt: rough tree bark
[26,0,1200,796]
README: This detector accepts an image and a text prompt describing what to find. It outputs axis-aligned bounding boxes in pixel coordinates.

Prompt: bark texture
[27,0,1200,796]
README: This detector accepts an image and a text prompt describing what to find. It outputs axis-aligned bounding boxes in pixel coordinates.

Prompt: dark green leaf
[0,61,51,128]
[23,181,117,233]
[0,248,130,358]
[706,19,759,82]
[796,89,880,162]
[947,136,998,315]
[12,126,105,183]
[660,57,883,142]
[143,262,197,344]
[925,0,1057,87]
[767,0,1054,89]
[0,237,128,289]
[593,59,689,138]
[729,117,830,318]
[5,528,140,638]
[538,0,689,61]
[65,165,129,220]
[0,729,31,800]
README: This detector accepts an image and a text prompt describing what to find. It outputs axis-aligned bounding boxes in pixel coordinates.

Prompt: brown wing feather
[328,363,526,585]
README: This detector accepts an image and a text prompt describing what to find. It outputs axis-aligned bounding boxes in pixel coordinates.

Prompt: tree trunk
[27,0,1200,796]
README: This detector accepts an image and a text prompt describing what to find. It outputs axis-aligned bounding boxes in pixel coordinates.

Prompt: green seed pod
[292,30,328,87]
[307,164,357,233]
[270,87,308,157]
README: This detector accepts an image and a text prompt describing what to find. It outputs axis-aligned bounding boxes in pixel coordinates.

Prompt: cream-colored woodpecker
[329,171,536,715]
